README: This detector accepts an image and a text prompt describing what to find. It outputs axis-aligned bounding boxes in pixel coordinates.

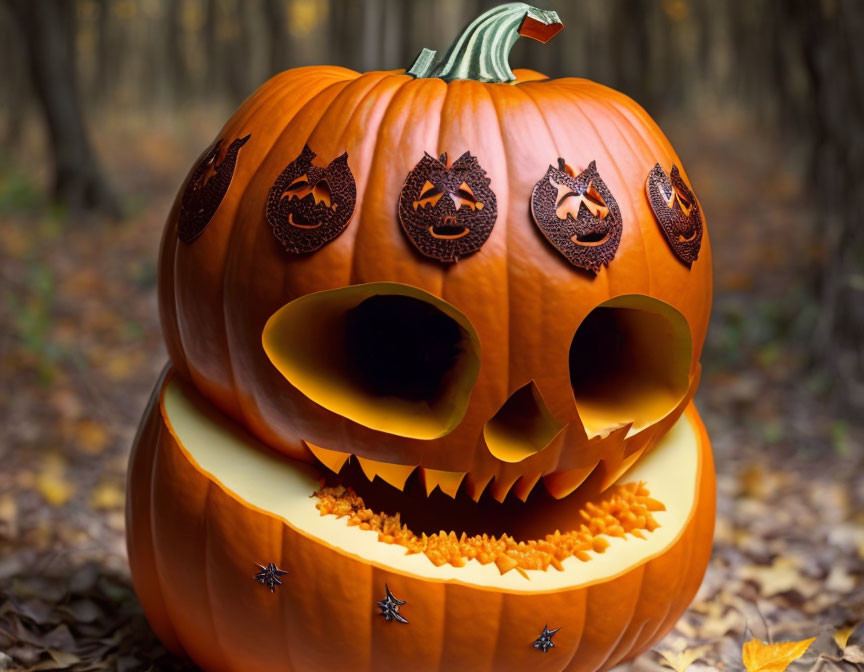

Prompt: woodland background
[1,0,864,670]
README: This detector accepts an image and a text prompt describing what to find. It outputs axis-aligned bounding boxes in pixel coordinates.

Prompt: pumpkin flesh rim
[160,374,705,593]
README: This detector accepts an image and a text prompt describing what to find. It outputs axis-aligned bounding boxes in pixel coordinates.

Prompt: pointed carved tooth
[305,441,350,474]
[356,457,416,491]
[420,468,466,498]
[541,464,598,499]
[489,473,520,503]
[464,472,493,502]
[599,445,648,491]
[512,472,543,503]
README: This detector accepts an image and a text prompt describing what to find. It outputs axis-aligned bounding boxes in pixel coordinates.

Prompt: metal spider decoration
[532,624,560,653]
[254,562,288,593]
[377,584,408,624]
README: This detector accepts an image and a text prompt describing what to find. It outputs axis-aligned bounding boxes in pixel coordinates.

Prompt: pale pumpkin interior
[569,295,692,438]
[262,282,481,440]
[161,377,703,592]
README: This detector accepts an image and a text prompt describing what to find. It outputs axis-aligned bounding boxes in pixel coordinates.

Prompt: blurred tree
[165,0,189,99]
[4,0,121,217]
[789,0,864,409]
[263,0,291,74]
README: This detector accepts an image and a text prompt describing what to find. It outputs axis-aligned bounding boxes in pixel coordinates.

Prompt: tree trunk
[263,0,290,75]
[795,0,864,409]
[5,0,122,217]
[165,0,189,100]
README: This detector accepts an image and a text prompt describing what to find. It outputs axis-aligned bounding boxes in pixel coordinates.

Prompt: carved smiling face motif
[646,164,703,265]
[530,159,622,273]
[178,134,250,244]
[398,152,497,263]
[267,145,357,255]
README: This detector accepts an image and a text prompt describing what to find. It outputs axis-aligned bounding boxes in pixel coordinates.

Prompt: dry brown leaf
[740,557,818,598]
[742,637,815,672]
[842,644,864,664]
[0,493,18,538]
[657,644,712,671]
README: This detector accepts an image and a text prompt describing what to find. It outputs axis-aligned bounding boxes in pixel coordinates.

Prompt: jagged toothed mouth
[304,440,645,505]
[162,375,704,589]
[303,440,668,577]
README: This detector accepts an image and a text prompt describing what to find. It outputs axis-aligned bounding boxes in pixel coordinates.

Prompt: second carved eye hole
[568,295,692,438]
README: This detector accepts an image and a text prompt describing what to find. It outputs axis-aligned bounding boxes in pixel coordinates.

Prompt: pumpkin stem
[407,3,562,84]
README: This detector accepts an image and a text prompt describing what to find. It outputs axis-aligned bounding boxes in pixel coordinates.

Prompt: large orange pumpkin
[129,369,714,671]
[132,4,715,669]
[157,2,711,498]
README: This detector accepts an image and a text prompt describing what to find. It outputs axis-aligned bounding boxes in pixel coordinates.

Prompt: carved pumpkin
[132,3,715,670]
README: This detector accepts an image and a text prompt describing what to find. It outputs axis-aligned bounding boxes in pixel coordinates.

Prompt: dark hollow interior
[569,307,630,395]
[323,458,611,542]
[345,295,464,402]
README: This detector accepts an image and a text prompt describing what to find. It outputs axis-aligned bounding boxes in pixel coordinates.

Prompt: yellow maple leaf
[834,622,861,651]
[742,637,815,672]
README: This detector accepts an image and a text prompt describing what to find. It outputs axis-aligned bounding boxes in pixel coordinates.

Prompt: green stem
[407,3,563,84]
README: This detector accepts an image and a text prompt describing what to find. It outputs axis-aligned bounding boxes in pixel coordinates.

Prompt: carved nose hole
[569,295,692,438]
[483,382,563,463]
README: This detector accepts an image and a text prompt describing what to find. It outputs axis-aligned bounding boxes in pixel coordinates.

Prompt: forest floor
[1,105,863,671]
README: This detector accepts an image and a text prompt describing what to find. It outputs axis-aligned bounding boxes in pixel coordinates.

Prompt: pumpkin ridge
[554,84,651,288]
[127,369,186,656]
[600,562,648,669]
[438,80,512,472]
[200,483,234,670]
[195,70,345,424]
[580,87,661,297]
[219,74,356,446]
[510,82,589,427]
[347,73,420,288]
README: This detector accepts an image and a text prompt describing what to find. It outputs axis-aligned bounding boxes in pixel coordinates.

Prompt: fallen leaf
[47,649,81,666]
[843,644,864,664]
[657,644,713,671]
[89,482,125,510]
[0,493,18,538]
[742,637,815,672]
[834,622,860,651]
[72,418,110,455]
[35,454,74,507]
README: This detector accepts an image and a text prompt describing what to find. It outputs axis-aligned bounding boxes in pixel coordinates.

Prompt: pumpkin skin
[127,369,715,672]
[158,59,712,497]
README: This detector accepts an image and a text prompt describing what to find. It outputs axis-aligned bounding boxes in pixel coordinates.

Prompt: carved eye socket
[312,179,333,209]
[669,185,692,215]
[451,182,482,211]
[413,180,444,210]
[569,295,692,438]
[263,283,481,440]
[284,175,311,197]
[582,183,609,219]
[553,179,609,220]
